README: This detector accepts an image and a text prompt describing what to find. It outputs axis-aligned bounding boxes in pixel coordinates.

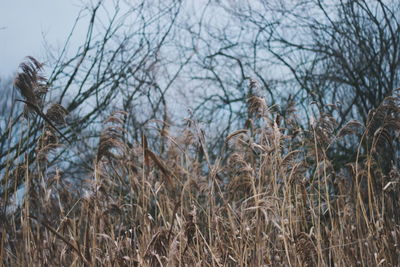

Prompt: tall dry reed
[1,59,400,266]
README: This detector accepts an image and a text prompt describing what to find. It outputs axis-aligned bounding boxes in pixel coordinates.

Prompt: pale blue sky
[0,0,84,76]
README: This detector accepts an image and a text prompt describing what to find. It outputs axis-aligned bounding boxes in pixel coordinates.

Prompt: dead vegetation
[1,59,400,266]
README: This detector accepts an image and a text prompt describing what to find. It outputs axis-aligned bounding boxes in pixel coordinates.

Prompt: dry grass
[1,59,400,266]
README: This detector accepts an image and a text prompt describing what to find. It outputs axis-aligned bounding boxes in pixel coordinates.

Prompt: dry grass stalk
[3,76,400,266]
[97,111,127,163]
[14,57,70,143]
[46,104,69,125]
[13,56,46,107]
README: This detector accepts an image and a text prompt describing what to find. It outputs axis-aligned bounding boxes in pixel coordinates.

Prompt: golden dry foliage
[13,57,70,143]
[14,56,47,107]
[2,78,400,266]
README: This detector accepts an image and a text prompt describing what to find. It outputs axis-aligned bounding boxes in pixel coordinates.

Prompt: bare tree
[2,0,400,198]
[0,0,189,197]
[225,0,400,126]
[178,0,400,160]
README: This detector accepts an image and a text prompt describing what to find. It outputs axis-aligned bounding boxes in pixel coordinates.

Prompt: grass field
[1,58,400,266]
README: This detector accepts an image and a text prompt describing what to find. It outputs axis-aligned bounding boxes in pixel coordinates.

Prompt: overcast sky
[0,0,84,77]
